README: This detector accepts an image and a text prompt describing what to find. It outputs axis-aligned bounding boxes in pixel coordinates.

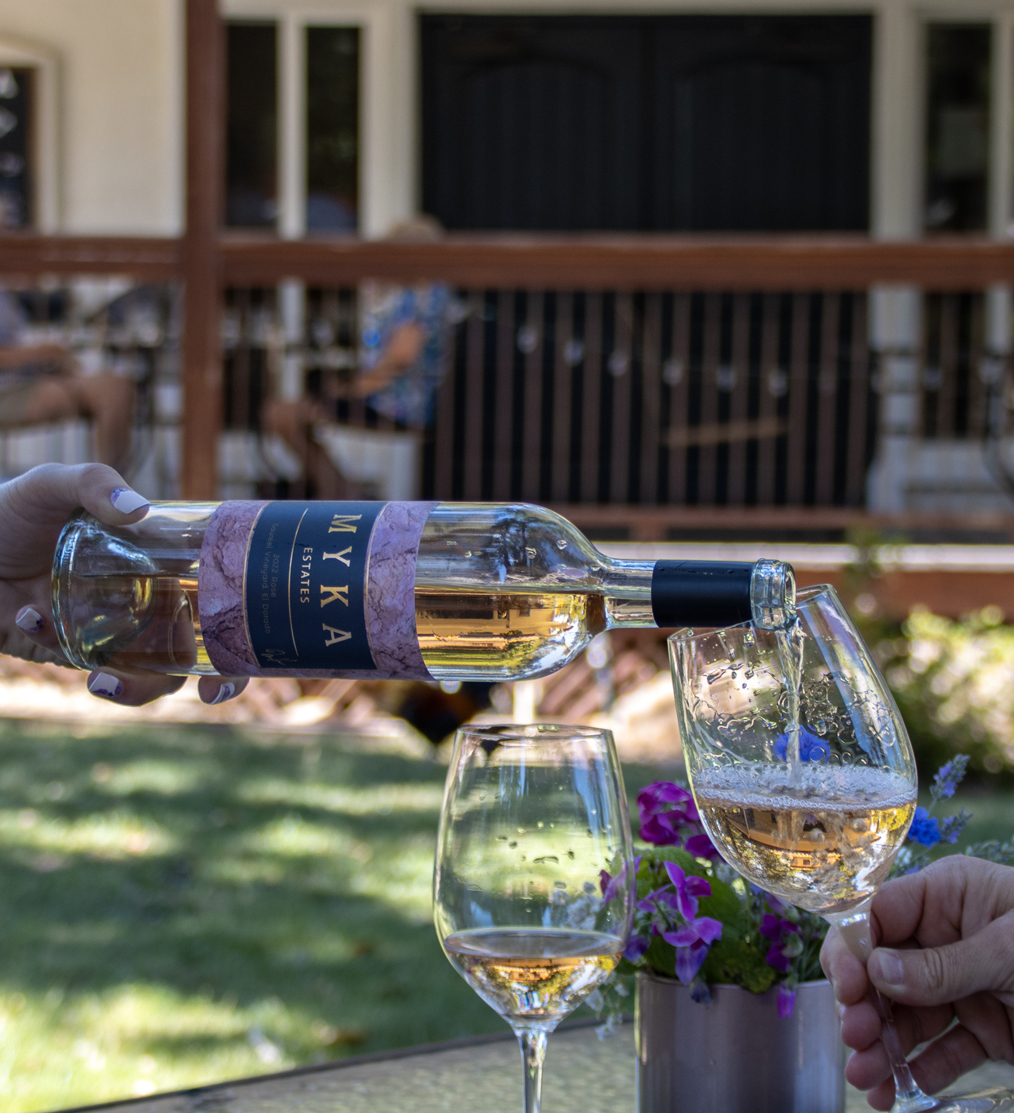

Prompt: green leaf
[700,938,777,994]
[643,934,677,979]
[696,877,746,937]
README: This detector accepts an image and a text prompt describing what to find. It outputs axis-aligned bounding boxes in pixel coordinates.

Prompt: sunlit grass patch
[0,718,676,1112]
[0,808,176,861]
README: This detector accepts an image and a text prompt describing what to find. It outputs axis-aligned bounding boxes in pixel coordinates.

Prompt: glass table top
[56,1020,1014,1113]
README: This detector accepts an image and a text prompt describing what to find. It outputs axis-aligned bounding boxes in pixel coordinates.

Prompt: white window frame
[223,0,414,239]
[0,33,59,232]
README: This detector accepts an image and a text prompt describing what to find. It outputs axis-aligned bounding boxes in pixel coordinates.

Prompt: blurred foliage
[872,605,1014,783]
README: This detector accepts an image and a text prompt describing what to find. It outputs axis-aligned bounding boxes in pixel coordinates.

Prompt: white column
[866,286,923,512]
[360,0,415,238]
[866,1,924,513]
[278,13,306,240]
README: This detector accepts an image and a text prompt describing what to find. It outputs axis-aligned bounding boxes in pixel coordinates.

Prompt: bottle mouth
[749,559,797,631]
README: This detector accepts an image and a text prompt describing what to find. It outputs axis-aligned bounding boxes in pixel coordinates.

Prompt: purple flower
[662,916,723,984]
[637,782,698,846]
[777,983,797,1019]
[908,806,941,848]
[662,861,712,919]
[773,728,830,763]
[931,755,969,801]
[624,933,650,962]
[938,810,971,846]
[599,855,641,905]
[760,913,801,974]
[684,832,721,861]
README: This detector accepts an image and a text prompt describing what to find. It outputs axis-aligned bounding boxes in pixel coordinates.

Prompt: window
[421,14,872,232]
[306,27,359,233]
[925,24,991,233]
[226,22,278,228]
[226,20,360,233]
[0,66,32,229]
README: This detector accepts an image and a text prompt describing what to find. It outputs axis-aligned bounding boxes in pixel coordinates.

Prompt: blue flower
[908,806,942,847]
[773,728,830,763]
[938,809,972,846]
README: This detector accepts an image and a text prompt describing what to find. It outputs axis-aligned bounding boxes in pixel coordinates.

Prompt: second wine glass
[433,724,635,1113]
[669,584,1014,1113]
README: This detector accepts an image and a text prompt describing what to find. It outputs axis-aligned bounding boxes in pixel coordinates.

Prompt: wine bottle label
[199,500,436,679]
[245,501,384,671]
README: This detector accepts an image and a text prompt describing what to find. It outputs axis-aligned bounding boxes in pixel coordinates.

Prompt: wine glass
[434,724,635,1113]
[668,584,1014,1113]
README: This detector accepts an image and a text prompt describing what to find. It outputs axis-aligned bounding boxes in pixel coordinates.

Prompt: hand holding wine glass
[669,585,1014,1113]
[822,855,1014,1110]
[433,724,634,1113]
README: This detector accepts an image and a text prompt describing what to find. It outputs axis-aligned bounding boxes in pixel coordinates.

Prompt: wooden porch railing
[0,0,1010,510]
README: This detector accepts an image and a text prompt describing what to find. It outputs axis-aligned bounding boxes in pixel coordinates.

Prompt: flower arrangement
[590,757,1014,1032]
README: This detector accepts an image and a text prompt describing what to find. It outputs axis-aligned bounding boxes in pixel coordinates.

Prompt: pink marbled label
[198,500,436,680]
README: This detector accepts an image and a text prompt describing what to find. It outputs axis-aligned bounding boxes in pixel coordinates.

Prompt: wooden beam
[220,234,1014,291]
[0,235,180,279]
[181,0,224,500]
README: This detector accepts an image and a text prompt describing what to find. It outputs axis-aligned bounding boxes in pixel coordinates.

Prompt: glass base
[896,1089,1014,1113]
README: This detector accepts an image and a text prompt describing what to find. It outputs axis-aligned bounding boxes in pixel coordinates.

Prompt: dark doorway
[420,14,872,232]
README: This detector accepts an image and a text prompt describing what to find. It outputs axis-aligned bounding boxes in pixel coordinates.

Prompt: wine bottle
[51,500,795,682]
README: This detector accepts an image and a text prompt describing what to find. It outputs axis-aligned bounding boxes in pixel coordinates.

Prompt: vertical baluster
[696,293,721,505]
[462,289,486,499]
[845,292,870,507]
[640,292,663,505]
[432,288,459,499]
[938,293,959,439]
[785,293,811,505]
[551,292,574,504]
[492,289,515,500]
[580,293,604,503]
[609,291,634,504]
[755,293,781,507]
[815,292,841,505]
[520,292,545,501]
[667,293,691,504]
[726,293,751,506]
[967,292,988,439]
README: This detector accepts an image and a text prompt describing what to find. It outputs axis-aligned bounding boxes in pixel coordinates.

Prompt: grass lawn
[0,718,673,1113]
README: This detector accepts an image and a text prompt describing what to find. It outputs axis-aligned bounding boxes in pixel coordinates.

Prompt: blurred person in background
[0,288,136,468]
[264,216,456,499]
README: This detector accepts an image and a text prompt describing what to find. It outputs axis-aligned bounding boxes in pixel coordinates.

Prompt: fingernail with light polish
[875,949,905,988]
[109,488,150,515]
[15,607,44,633]
[88,672,123,700]
[210,682,236,705]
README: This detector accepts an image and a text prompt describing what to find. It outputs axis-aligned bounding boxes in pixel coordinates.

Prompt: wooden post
[181,0,224,499]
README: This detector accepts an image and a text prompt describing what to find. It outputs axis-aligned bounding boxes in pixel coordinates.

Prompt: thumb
[869,916,1014,1007]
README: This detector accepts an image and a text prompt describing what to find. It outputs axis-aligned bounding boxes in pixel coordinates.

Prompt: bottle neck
[600,557,796,631]
[600,559,656,629]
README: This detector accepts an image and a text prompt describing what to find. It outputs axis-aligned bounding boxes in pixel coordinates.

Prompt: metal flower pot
[636,972,846,1113]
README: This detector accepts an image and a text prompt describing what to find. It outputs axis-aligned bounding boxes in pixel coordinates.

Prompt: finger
[197,676,248,705]
[841,1002,955,1085]
[5,463,149,528]
[839,998,883,1051]
[87,669,186,707]
[905,1025,989,1097]
[15,605,65,655]
[869,910,1014,1007]
[821,926,870,1006]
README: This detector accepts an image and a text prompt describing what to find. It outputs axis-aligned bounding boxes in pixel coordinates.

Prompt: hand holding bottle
[821,856,1014,1109]
[1,463,246,707]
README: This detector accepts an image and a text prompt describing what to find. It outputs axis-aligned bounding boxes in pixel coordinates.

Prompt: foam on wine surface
[442,928,622,1028]
[693,763,916,914]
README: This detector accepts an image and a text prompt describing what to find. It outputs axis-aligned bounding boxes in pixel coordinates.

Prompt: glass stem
[825,902,939,1113]
[516,1028,548,1113]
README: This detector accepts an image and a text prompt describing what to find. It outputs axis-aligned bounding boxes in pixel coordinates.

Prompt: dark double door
[421,13,872,233]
